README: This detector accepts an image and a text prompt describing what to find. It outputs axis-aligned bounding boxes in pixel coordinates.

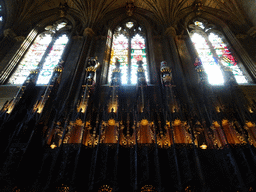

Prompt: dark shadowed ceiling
[3,0,252,35]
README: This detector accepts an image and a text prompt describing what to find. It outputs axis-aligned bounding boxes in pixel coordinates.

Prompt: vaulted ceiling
[4,0,251,34]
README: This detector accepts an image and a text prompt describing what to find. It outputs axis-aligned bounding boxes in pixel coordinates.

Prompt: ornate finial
[25,68,40,84]
[172,119,181,126]
[140,119,149,126]
[160,61,171,73]
[75,118,84,126]
[160,61,172,84]
[108,119,116,126]
[125,1,135,16]
[137,60,146,84]
[194,57,208,83]
[54,60,64,73]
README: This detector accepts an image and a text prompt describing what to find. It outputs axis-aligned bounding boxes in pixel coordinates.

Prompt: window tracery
[108,21,149,85]
[6,20,70,85]
[189,19,248,85]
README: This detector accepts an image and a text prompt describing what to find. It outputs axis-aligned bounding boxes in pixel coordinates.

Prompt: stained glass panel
[195,21,205,29]
[126,22,134,29]
[131,34,148,84]
[37,34,69,84]
[56,22,67,31]
[191,33,224,85]
[208,33,247,84]
[109,34,128,84]
[109,23,149,85]
[7,33,52,84]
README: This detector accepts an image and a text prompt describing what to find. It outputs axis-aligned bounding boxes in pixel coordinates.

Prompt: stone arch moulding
[35,14,77,34]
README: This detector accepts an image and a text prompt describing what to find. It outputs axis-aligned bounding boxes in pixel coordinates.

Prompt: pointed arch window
[189,20,249,85]
[5,20,70,85]
[108,21,149,84]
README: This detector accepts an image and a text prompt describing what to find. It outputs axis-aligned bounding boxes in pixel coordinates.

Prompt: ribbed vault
[2,0,252,35]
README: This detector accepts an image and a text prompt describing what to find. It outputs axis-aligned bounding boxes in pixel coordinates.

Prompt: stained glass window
[191,33,224,85]
[195,21,205,29]
[37,34,69,84]
[208,33,247,84]
[109,34,128,84]
[7,33,52,84]
[0,1,4,30]
[131,34,148,84]
[189,20,248,85]
[126,22,134,29]
[109,22,148,85]
[6,21,70,85]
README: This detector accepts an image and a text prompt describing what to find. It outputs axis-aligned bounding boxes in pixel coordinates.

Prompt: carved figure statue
[115,57,120,69]
[110,58,121,85]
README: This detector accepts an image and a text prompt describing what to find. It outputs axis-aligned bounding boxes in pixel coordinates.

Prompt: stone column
[56,27,95,112]
[164,26,191,105]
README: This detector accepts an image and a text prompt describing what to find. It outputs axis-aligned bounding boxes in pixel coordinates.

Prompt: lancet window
[188,20,249,85]
[108,21,149,84]
[5,20,70,85]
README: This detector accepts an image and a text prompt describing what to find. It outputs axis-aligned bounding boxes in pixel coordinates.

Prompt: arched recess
[99,8,159,85]
[182,12,256,83]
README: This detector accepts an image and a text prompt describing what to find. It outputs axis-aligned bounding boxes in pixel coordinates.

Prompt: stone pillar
[164,26,191,105]
[56,27,95,112]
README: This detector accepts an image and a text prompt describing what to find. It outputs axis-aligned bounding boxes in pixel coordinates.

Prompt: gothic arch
[183,12,233,32]
[101,6,157,32]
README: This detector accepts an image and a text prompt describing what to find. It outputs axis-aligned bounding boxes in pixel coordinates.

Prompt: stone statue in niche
[137,60,146,85]
[160,61,172,85]
[111,57,121,85]
[114,57,120,69]
[85,56,100,85]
